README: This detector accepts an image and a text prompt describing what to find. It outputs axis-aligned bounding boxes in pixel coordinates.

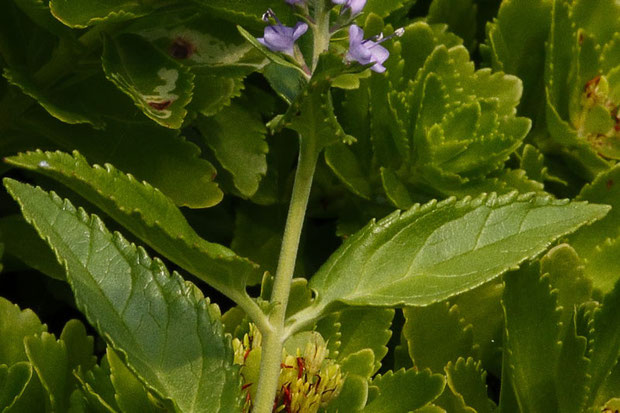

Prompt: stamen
[262,8,283,26]
[376,27,405,44]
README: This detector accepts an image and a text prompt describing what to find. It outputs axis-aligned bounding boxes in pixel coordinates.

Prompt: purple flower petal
[286,0,306,4]
[258,22,308,56]
[346,24,391,73]
[332,0,366,15]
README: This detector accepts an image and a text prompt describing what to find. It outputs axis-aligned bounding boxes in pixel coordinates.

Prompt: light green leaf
[403,303,475,373]
[501,266,561,412]
[363,369,445,412]
[73,357,120,412]
[24,332,70,411]
[3,179,244,412]
[0,361,46,412]
[0,297,47,366]
[198,103,268,198]
[102,33,194,129]
[572,164,620,293]
[340,350,375,378]
[583,279,620,407]
[5,150,261,299]
[49,0,152,28]
[336,308,394,374]
[363,0,414,18]
[107,348,167,413]
[303,192,609,312]
[540,244,592,338]
[556,312,590,413]
[444,358,495,413]
[326,374,368,413]
[0,215,66,280]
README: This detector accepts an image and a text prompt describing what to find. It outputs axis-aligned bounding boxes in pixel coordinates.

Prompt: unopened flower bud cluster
[232,325,344,413]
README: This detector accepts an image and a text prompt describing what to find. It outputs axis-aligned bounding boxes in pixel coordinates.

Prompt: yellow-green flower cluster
[232,325,344,413]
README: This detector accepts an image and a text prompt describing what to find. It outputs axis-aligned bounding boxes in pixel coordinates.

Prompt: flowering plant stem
[253,136,319,413]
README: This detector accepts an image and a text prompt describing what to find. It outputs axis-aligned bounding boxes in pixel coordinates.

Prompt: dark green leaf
[49,0,152,28]
[3,179,244,412]
[0,215,66,280]
[198,103,268,198]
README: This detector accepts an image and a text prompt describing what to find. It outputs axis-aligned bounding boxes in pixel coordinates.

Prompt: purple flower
[346,24,389,73]
[286,0,306,4]
[332,0,366,16]
[258,19,308,56]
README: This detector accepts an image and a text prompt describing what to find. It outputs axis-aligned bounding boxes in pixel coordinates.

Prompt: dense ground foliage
[0,0,619,412]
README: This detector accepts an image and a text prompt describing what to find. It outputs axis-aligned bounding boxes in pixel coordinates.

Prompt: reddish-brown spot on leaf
[607,179,614,190]
[170,37,196,59]
[148,100,172,110]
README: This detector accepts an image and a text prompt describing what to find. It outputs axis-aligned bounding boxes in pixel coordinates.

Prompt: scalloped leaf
[500,265,561,412]
[571,164,620,293]
[583,279,620,407]
[363,368,445,412]
[427,0,477,49]
[326,374,368,413]
[102,34,194,129]
[24,332,71,411]
[3,69,105,128]
[0,361,46,412]
[49,0,152,28]
[73,355,120,412]
[325,143,373,200]
[304,192,609,312]
[0,297,47,366]
[483,0,552,119]
[556,312,590,413]
[3,179,244,412]
[444,358,495,413]
[403,303,475,373]
[540,244,592,337]
[197,103,268,198]
[336,308,394,374]
[107,348,167,413]
[5,150,261,294]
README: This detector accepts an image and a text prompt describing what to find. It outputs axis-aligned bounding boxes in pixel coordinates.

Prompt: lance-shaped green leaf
[302,192,609,313]
[556,312,590,413]
[501,266,561,412]
[102,34,194,129]
[363,369,445,412]
[3,179,244,412]
[49,0,152,28]
[5,150,262,304]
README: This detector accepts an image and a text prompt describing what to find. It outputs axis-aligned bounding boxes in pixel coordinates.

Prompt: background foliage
[0,0,619,411]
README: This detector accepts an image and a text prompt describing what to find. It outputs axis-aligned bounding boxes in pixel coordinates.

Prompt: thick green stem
[252,138,318,413]
[311,0,332,71]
